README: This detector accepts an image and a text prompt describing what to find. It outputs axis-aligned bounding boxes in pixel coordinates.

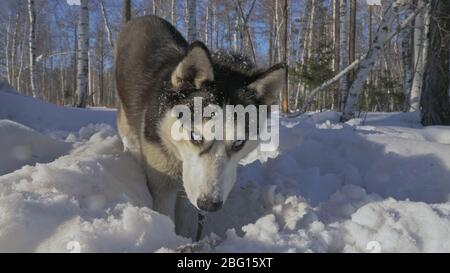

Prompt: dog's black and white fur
[115,16,285,236]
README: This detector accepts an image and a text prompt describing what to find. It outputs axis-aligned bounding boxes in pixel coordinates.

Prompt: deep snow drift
[1,89,450,252]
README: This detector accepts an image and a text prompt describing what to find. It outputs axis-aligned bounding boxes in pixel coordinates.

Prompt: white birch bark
[205,5,209,46]
[16,24,27,91]
[5,15,11,86]
[28,0,40,98]
[338,0,349,110]
[306,0,316,61]
[171,0,177,26]
[296,0,316,105]
[153,0,158,15]
[99,0,114,50]
[400,2,414,111]
[233,8,239,51]
[75,0,89,107]
[186,0,197,43]
[332,0,340,73]
[273,0,280,62]
[212,0,217,49]
[294,0,312,109]
[10,5,21,87]
[409,0,428,112]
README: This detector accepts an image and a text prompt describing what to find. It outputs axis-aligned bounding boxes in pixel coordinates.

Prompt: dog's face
[159,42,285,212]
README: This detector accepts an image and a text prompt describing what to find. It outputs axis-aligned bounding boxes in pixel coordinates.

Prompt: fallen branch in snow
[284,1,427,119]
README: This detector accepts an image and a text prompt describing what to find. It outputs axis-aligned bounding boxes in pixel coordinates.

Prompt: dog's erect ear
[249,63,286,105]
[171,41,214,89]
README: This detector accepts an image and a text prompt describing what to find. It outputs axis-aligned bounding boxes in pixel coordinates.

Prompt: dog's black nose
[197,198,223,212]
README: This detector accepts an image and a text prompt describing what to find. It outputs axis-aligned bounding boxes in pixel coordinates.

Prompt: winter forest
[1,0,449,124]
[1,0,450,253]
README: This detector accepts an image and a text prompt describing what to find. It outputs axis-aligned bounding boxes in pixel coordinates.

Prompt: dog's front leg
[151,184,178,222]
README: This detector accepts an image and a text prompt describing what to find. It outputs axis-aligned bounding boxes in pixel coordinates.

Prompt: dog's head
[159,41,285,212]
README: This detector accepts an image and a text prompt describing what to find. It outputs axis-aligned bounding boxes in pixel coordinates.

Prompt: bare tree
[332,0,340,110]
[409,0,428,112]
[5,14,11,86]
[420,0,450,125]
[338,0,349,110]
[332,0,340,74]
[400,2,414,111]
[75,0,89,107]
[186,0,197,42]
[123,0,131,24]
[99,0,114,49]
[171,0,177,26]
[27,0,40,98]
[273,0,280,62]
[205,4,209,45]
[234,0,257,63]
[280,0,289,113]
[348,0,356,82]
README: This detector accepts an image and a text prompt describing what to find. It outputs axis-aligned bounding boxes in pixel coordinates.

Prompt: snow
[1,89,450,252]
[66,0,80,6]
[366,0,381,5]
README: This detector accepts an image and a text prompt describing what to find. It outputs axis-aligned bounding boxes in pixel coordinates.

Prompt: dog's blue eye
[190,131,203,145]
[231,140,246,151]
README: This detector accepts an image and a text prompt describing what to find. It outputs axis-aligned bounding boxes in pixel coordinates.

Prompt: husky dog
[115,16,285,232]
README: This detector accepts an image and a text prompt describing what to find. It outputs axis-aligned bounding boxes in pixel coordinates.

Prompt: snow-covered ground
[1,88,450,253]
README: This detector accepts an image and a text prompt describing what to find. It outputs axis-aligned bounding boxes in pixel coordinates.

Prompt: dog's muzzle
[197,197,223,212]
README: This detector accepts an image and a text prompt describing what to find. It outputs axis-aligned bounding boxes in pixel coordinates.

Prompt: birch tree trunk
[171,0,177,26]
[332,0,340,73]
[28,0,40,98]
[186,0,197,43]
[75,0,89,107]
[16,24,26,91]
[233,8,239,51]
[338,0,349,110]
[348,0,356,83]
[409,0,427,112]
[294,0,311,109]
[269,19,274,66]
[342,0,411,121]
[11,5,21,88]
[5,15,11,86]
[400,3,414,111]
[153,0,158,16]
[306,0,316,61]
[99,0,114,49]
[420,0,449,125]
[281,0,289,113]
[273,0,280,63]
[332,0,340,110]
[212,0,217,49]
[296,0,316,107]
[205,5,209,46]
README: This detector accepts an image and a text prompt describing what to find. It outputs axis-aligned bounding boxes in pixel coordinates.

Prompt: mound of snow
[1,87,450,252]
[0,91,115,132]
[0,120,70,175]
[0,123,189,252]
